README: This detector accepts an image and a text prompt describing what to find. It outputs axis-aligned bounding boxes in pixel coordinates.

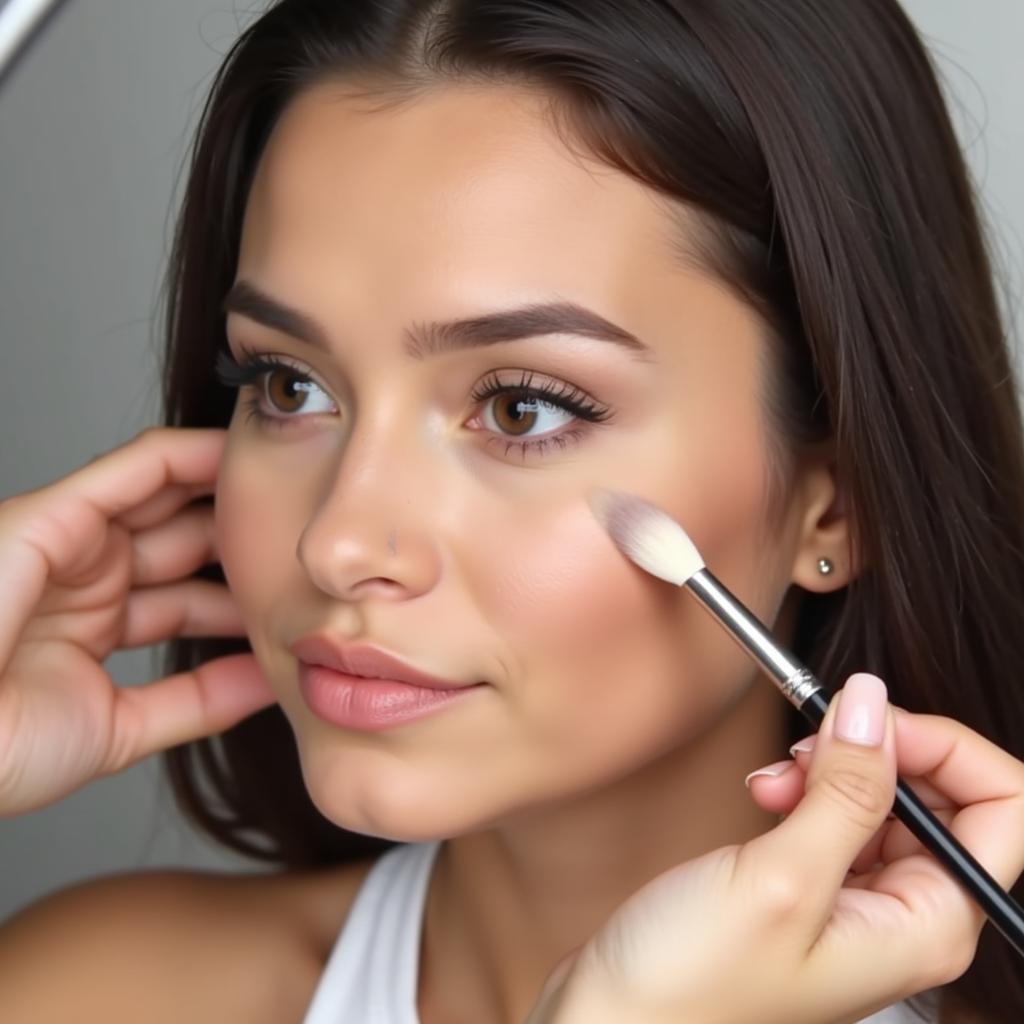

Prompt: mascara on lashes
[212,347,615,456]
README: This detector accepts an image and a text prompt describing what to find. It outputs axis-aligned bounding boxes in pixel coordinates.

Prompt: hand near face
[527,675,1024,1024]
[0,427,275,818]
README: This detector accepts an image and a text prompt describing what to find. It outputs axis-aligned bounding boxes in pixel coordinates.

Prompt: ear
[789,456,858,592]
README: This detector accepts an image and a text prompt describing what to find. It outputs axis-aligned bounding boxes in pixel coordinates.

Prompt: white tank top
[300,840,935,1023]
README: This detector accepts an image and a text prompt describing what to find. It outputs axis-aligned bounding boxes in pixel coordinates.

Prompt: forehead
[238,80,690,307]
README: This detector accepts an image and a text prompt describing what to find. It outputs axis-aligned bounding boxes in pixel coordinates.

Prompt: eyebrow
[220,280,651,360]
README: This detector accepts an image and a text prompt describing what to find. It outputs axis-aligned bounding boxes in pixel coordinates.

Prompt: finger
[746,761,896,874]
[788,733,816,758]
[130,505,220,586]
[886,708,1024,809]
[0,430,228,670]
[114,484,214,533]
[788,723,1024,895]
[0,530,48,673]
[46,428,227,521]
[744,759,804,815]
[848,826,888,874]
[745,765,905,876]
[873,710,1024,890]
[103,652,276,774]
[782,745,958,815]
[120,579,247,648]
[741,674,898,933]
[791,731,960,811]
[874,806,959,866]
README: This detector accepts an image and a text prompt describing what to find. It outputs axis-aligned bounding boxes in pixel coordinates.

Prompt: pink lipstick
[290,635,485,732]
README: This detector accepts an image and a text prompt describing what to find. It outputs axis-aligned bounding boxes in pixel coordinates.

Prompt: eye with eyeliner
[466,368,613,458]
[214,344,333,432]
[213,344,615,457]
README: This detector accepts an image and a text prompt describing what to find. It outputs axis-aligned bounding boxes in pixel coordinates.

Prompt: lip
[295,664,483,732]
[288,635,479,691]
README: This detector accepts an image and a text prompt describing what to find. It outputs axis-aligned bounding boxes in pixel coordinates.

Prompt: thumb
[755,673,897,919]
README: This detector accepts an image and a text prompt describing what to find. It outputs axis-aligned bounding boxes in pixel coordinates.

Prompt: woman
[1,1,1023,1021]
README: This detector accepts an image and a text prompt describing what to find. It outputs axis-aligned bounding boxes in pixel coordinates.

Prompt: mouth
[288,634,482,691]
[289,636,487,732]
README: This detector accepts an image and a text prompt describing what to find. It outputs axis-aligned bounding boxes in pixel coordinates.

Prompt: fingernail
[789,736,816,757]
[744,760,794,787]
[834,673,888,746]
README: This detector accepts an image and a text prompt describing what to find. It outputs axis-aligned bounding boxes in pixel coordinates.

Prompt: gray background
[1,1,1022,925]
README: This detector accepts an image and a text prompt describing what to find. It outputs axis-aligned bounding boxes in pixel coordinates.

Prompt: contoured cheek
[213,431,319,671]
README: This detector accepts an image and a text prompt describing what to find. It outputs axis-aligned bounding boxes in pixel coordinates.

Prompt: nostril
[352,576,403,594]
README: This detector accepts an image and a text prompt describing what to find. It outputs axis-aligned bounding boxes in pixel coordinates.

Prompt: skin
[213,80,853,1024]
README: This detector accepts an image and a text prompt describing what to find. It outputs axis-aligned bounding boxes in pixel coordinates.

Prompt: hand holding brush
[584,487,1024,959]
[525,488,1024,1024]
[529,673,1024,1024]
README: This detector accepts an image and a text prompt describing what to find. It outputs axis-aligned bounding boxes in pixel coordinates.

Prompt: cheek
[474,501,697,740]
[675,425,786,617]
[467,422,783,753]
[214,440,298,625]
[490,503,668,664]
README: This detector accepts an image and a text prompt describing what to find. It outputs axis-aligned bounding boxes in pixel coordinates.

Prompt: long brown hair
[158,2,1024,1018]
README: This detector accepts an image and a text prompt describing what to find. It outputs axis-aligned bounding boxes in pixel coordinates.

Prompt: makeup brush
[588,487,1024,959]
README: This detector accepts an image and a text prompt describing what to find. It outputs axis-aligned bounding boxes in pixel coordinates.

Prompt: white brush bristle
[587,488,705,586]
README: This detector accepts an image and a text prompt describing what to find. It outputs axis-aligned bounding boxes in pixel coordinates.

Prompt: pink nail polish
[743,760,794,787]
[789,736,816,757]
[835,673,888,746]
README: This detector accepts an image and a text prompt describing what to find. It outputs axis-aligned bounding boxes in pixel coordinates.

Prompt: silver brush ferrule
[685,569,822,709]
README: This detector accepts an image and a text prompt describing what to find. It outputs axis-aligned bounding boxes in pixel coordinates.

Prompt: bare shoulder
[0,856,378,1024]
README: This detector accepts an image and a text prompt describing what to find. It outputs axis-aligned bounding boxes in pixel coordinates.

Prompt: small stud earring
[817,557,834,576]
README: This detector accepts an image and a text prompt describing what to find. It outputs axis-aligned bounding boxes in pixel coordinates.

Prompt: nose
[296,420,443,601]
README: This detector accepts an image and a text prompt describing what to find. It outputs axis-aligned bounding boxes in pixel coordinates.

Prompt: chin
[294,749,485,844]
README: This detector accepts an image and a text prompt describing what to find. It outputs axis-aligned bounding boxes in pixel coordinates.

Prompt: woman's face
[215,81,820,841]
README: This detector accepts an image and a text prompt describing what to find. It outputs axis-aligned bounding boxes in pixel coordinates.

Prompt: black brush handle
[685,569,1024,958]
[799,688,1024,958]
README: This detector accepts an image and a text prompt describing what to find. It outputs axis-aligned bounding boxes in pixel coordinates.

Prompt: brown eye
[265,368,317,414]
[467,370,613,456]
[491,389,544,436]
[476,379,588,442]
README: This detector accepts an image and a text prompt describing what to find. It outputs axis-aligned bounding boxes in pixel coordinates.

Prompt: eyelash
[214,345,310,432]
[213,344,614,458]
[468,369,612,458]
